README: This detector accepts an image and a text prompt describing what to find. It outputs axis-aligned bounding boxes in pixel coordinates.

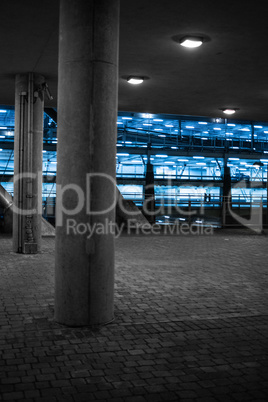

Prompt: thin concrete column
[55,0,120,326]
[13,73,45,253]
[143,145,155,224]
[221,156,231,227]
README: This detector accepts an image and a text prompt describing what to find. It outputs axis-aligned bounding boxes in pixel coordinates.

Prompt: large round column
[55,0,120,326]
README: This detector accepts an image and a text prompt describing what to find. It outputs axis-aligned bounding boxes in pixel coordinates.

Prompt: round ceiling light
[127,76,144,85]
[179,36,203,48]
[220,108,239,115]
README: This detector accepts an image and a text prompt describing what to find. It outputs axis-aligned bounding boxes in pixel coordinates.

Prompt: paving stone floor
[0,229,268,401]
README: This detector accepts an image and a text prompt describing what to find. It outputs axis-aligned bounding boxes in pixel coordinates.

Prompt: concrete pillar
[143,145,155,224]
[55,0,120,326]
[251,123,254,151]
[221,157,232,226]
[13,73,45,253]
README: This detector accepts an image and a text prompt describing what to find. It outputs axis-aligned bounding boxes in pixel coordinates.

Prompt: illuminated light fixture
[122,160,143,164]
[213,127,221,130]
[185,126,194,129]
[122,117,132,120]
[254,125,263,128]
[221,108,237,115]
[158,134,166,137]
[116,153,129,156]
[198,122,208,125]
[125,141,132,144]
[0,110,7,113]
[155,154,168,157]
[196,162,206,165]
[0,148,2,151]
[0,135,5,138]
[142,113,153,118]
[153,119,163,122]
[127,76,144,85]
[117,122,123,125]
[143,123,152,126]
[154,128,163,131]
[0,126,7,129]
[177,159,189,162]
[227,123,236,127]
[180,36,203,48]
[165,124,174,127]
[171,147,178,149]
[193,156,204,159]
[229,158,240,160]
[42,150,47,153]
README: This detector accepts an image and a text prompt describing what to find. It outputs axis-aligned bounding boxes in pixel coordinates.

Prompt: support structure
[13,73,45,253]
[221,156,232,227]
[143,145,155,224]
[55,0,120,326]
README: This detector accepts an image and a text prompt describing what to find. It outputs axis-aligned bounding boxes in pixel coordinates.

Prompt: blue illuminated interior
[0,107,267,224]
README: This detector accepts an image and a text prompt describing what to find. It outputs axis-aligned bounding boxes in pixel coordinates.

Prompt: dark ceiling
[1,1,268,121]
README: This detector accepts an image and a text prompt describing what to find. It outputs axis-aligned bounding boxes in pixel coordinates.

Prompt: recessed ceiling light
[127,76,144,85]
[180,36,203,48]
[220,108,239,115]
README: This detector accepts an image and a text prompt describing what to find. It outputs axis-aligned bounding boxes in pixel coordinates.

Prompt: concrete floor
[0,229,268,401]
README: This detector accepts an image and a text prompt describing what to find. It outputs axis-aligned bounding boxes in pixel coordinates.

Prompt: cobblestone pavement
[0,229,268,401]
